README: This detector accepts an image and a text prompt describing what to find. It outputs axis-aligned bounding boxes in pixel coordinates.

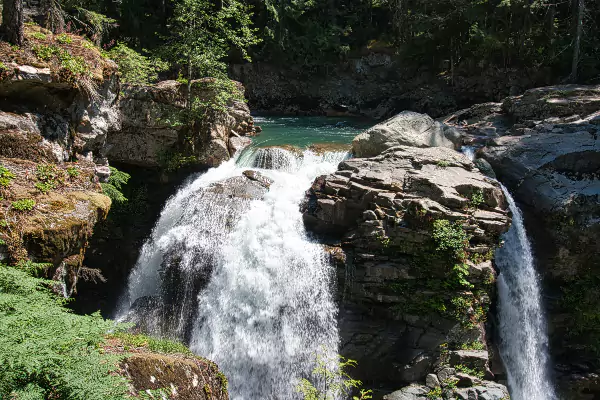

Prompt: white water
[495,186,556,400]
[118,148,345,399]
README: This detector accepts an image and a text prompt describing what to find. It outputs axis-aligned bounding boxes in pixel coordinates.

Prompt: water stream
[495,186,556,400]
[117,117,365,399]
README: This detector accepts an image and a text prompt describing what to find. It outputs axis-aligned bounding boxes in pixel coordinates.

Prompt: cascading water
[118,146,346,399]
[495,186,556,400]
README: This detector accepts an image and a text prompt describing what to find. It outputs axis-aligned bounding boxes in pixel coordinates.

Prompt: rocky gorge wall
[302,113,511,399]
[230,56,553,120]
[443,84,600,399]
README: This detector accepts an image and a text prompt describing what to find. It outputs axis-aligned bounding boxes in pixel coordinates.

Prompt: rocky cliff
[0,25,117,294]
[231,58,552,119]
[445,84,600,398]
[107,79,256,168]
[302,113,511,399]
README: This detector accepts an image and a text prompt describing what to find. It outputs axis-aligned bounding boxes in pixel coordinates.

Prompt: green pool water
[249,115,373,149]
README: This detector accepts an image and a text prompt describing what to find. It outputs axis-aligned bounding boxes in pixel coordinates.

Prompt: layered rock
[352,111,463,157]
[231,59,550,119]
[446,84,600,398]
[302,113,510,395]
[108,79,256,168]
[0,26,116,294]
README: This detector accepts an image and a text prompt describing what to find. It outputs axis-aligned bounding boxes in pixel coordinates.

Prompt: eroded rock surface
[447,84,600,398]
[352,111,463,157]
[108,79,256,167]
[302,137,509,388]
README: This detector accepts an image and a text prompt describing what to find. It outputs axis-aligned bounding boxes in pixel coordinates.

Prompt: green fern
[0,265,130,399]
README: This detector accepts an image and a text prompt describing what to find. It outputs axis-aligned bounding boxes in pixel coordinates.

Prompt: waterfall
[495,186,556,400]
[118,148,345,400]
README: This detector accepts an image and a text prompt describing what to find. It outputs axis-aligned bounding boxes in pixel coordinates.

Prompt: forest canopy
[2,0,599,83]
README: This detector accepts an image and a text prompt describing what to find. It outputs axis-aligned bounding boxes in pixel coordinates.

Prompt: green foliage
[454,364,484,379]
[0,165,15,188]
[432,219,471,261]
[0,265,130,399]
[158,151,198,172]
[159,0,260,80]
[460,341,485,351]
[107,43,167,84]
[427,386,443,399]
[35,163,61,193]
[101,167,131,203]
[56,33,73,44]
[35,181,55,194]
[296,351,372,400]
[30,32,48,40]
[11,199,36,212]
[67,166,81,178]
[109,332,193,355]
[32,44,59,60]
[470,190,485,208]
[436,160,450,168]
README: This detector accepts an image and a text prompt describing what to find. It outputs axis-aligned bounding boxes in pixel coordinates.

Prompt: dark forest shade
[2,0,24,46]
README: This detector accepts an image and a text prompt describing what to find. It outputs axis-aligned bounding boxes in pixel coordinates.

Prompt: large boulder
[352,111,463,158]
[302,143,509,386]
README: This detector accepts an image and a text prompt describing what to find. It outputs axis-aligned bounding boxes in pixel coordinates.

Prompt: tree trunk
[2,0,24,46]
[570,0,584,82]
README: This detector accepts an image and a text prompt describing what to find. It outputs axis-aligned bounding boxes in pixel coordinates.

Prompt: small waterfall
[495,186,556,400]
[118,147,345,399]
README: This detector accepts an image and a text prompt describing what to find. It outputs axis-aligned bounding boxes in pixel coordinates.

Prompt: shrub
[107,43,167,85]
[432,219,471,261]
[296,350,372,400]
[11,199,36,211]
[470,190,485,208]
[0,166,15,188]
[101,166,131,203]
[35,181,54,194]
[67,166,80,178]
[56,33,73,44]
[0,265,130,399]
[454,364,484,379]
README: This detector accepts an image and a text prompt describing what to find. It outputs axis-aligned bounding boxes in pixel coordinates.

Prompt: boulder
[108,79,256,168]
[352,111,463,157]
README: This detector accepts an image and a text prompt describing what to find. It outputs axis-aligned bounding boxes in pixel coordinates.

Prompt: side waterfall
[118,148,345,400]
[495,186,556,400]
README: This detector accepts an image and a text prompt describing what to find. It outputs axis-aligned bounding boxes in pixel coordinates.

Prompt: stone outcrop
[302,123,510,391]
[0,26,116,295]
[446,84,600,398]
[105,335,229,400]
[352,111,463,157]
[108,79,256,168]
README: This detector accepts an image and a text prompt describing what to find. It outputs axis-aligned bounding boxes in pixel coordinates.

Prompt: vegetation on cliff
[0,263,229,399]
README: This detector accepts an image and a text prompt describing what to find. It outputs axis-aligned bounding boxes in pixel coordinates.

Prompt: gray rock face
[352,111,463,157]
[384,381,509,400]
[448,84,600,398]
[303,140,509,386]
[0,61,120,174]
[108,79,256,167]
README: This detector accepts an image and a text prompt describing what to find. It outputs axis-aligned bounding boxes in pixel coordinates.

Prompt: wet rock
[352,111,463,157]
[206,175,269,200]
[242,170,273,188]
